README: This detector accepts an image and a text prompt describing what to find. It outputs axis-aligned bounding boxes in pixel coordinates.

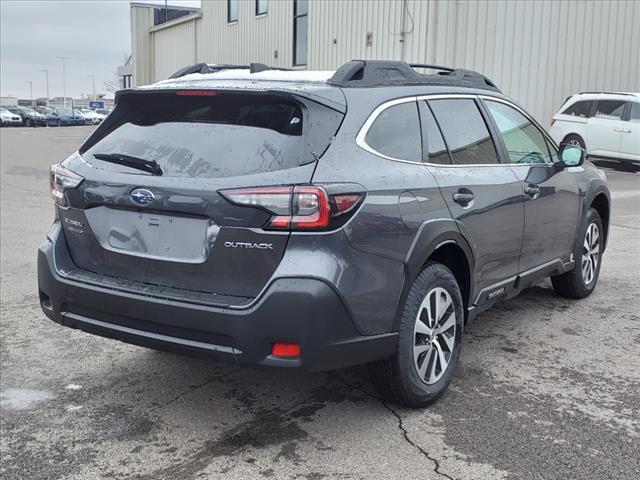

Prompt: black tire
[551,208,603,299]
[368,262,464,408]
[24,118,34,127]
[563,133,586,151]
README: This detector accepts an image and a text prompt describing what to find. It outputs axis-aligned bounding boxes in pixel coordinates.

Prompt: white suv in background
[549,92,640,166]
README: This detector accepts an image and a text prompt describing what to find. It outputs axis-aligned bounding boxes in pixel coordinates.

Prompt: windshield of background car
[81,91,344,178]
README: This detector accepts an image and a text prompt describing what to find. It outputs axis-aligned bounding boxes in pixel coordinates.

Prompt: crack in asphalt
[151,367,242,412]
[333,374,455,480]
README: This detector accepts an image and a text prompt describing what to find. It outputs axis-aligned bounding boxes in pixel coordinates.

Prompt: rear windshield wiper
[92,153,163,175]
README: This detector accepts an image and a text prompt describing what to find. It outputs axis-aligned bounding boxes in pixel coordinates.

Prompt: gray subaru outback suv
[38,61,610,407]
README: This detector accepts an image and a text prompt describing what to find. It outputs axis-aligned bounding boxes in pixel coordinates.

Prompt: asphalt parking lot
[1,126,639,480]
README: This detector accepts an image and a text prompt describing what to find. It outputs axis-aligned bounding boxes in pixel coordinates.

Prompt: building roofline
[129,2,201,13]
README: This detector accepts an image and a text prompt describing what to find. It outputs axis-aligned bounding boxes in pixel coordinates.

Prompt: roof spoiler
[169,62,291,78]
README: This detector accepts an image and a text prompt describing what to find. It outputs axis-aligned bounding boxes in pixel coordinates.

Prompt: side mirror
[559,145,584,168]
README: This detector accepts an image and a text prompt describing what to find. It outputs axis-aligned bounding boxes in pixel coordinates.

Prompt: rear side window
[364,101,421,161]
[81,92,343,178]
[629,103,640,123]
[428,99,499,165]
[594,100,626,120]
[420,102,450,165]
[562,100,593,118]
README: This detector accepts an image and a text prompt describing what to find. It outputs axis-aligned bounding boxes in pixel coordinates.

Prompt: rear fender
[394,219,475,329]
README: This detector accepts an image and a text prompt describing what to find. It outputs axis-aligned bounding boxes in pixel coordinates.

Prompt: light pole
[40,69,50,102]
[86,74,96,101]
[27,80,33,108]
[57,56,70,107]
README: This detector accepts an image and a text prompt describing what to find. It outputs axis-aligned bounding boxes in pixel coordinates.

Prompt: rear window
[429,99,499,165]
[594,100,626,120]
[562,100,593,118]
[81,92,343,178]
[364,101,421,161]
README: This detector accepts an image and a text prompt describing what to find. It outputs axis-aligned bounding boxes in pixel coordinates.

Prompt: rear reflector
[176,90,218,96]
[272,343,301,358]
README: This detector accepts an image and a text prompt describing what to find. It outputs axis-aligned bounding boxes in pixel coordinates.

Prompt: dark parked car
[5,106,46,126]
[46,108,85,126]
[38,61,610,407]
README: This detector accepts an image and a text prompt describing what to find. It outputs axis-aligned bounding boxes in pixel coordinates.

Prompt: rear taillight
[220,186,363,231]
[49,164,83,206]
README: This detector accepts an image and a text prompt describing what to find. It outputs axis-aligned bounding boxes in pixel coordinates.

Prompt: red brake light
[219,186,362,231]
[333,194,361,215]
[272,343,300,358]
[176,90,218,96]
[50,164,84,206]
[291,187,330,229]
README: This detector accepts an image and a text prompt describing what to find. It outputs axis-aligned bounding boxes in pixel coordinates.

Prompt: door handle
[614,127,632,133]
[452,192,474,205]
[524,186,540,198]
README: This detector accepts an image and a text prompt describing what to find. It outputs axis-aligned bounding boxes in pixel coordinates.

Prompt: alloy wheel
[413,287,456,385]
[582,222,600,285]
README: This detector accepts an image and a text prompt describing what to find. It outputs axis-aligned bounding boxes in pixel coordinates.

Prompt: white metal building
[129,0,640,124]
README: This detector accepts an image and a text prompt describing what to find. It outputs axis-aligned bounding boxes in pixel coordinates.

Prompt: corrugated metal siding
[309,0,639,123]
[196,0,293,68]
[131,0,639,123]
[152,19,197,80]
[131,5,155,86]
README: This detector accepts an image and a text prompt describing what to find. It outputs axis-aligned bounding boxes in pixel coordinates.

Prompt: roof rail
[327,60,500,91]
[169,62,291,79]
[577,91,636,96]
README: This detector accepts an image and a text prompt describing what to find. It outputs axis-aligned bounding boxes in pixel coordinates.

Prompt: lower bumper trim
[64,312,243,356]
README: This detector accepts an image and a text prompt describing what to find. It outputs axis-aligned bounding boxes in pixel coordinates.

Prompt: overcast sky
[1,0,201,99]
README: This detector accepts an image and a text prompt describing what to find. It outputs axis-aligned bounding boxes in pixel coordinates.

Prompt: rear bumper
[37,225,396,372]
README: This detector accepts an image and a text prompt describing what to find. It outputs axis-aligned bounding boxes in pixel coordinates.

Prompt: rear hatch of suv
[55,88,344,306]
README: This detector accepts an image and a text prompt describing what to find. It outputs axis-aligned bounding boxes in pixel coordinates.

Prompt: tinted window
[365,102,421,161]
[594,100,625,120]
[227,0,238,22]
[486,100,552,164]
[293,0,308,66]
[629,103,640,123]
[429,99,499,165]
[421,102,450,164]
[82,93,343,179]
[256,0,267,15]
[562,100,593,118]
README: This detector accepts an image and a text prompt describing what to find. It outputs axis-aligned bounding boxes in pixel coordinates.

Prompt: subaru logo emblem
[130,188,155,205]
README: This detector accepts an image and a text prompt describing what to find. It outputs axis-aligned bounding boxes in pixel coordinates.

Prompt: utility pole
[40,69,50,102]
[57,56,70,107]
[86,74,96,101]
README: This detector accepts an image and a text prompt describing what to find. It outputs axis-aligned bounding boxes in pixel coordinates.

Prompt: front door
[482,99,580,272]
[424,98,524,295]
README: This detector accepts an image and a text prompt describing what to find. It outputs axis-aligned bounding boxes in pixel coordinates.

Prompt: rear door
[423,97,523,298]
[60,90,343,302]
[587,99,626,156]
[619,102,640,160]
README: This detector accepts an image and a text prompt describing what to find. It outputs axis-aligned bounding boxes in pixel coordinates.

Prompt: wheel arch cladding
[427,242,471,316]
[400,221,475,328]
[590,192,610,251]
